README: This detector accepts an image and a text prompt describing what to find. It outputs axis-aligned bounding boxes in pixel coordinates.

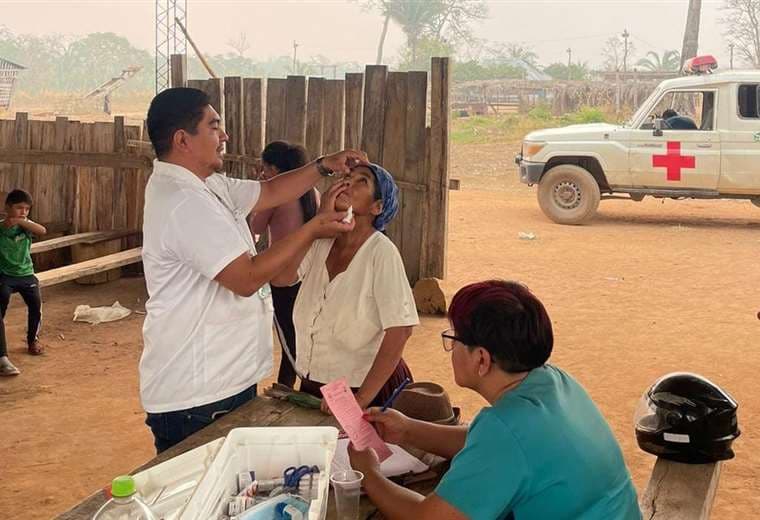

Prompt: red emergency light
[682,55,718,75]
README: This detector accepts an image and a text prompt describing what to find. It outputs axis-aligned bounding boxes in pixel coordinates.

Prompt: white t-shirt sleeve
[166,196,250,280]
[221,176,262,216]
[372,239,420,329]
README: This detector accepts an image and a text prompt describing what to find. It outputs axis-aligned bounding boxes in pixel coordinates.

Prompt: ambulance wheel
[537,164,600,225]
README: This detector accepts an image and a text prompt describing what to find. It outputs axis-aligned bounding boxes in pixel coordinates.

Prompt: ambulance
[515,56,760,224]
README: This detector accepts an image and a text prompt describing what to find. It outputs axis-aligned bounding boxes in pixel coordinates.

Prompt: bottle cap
[111,475,136,498]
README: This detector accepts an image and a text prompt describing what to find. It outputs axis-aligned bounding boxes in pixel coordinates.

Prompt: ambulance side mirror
[653,118,665,137]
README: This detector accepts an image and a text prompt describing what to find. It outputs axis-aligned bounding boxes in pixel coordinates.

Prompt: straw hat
[391,382,460,425]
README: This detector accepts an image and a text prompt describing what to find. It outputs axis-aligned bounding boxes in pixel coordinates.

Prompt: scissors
[283,465,319,489]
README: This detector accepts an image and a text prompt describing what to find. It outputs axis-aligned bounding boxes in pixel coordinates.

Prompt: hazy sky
[0,0,734,68]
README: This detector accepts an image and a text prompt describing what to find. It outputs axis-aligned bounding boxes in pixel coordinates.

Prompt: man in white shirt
[140,87,362,452]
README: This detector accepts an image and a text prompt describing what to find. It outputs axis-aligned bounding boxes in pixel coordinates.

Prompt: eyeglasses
[441,328,465,352]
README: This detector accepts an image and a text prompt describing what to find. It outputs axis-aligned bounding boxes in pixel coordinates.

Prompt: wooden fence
[0,58,451,284]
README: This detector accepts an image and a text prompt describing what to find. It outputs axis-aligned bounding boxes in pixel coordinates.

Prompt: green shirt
[436,365,641,520]
[0,222,35,277]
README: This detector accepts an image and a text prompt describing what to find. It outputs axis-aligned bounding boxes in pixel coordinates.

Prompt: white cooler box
[133,426,339,520]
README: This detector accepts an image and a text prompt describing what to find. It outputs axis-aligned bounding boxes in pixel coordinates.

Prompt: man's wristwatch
[316,156,335,177]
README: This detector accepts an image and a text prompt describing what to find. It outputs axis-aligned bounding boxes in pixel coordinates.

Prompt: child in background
[0,189,47,376]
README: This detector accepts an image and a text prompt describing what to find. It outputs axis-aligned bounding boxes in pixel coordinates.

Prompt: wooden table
[56,397,442,519]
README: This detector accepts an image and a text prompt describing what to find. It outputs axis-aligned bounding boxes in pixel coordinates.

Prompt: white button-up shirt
[293,232,419,387]
[139,160,273,413]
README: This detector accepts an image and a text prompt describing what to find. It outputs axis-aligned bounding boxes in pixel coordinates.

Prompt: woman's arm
[356,326,412,409]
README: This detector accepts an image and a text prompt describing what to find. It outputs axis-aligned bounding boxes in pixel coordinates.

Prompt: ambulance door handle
[696,144,712,148]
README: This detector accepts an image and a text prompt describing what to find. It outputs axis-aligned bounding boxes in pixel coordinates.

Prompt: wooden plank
[224,76,243,155]
[322,79,345,155]
[285,75,307,145]
[243,78,264,160]
[361,66,387,163]
[13,112,29,194]
[265,78,287,144]
[425,57,450,279]
[0,150,149,169]
[37,248,142,288]
[639,460,722,520]
[0,119,15,196]
[31,230,140,254]
[401,71,428,285]
[170,53,187,88]
[187,78,224,119]
[54,117,68,225]
[305,77,325,160]
[381,72,407,253]
[344,73,364,149]
[112,117,128,232]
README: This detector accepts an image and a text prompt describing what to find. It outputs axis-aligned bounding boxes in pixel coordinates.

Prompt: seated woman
[272,163,418,410]
[348,280,641,520]
[250,141,319,388]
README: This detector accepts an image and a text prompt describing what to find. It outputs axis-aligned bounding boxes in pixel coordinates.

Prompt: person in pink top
[250,141,320,387]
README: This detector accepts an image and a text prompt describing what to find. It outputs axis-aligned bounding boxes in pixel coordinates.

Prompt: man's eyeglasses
[441,329,465,352]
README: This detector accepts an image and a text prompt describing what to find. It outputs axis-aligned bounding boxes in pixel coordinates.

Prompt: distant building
[0,57,26,109]
[503,58,553,81]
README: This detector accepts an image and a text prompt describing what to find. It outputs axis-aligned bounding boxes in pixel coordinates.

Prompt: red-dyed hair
[448,280,553,372]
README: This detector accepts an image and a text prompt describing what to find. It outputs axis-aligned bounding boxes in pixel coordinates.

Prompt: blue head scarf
[365,163,399,231]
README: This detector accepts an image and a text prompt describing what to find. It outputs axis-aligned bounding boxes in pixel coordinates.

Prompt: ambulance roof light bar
[682,55,718,75]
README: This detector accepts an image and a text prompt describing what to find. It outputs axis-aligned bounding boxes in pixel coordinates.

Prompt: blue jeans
[145,384,257,454]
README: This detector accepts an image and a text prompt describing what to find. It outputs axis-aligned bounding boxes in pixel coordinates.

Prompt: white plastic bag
[73,301,132,325]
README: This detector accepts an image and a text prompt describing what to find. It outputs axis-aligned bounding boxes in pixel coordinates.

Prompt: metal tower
[155,0,187,92]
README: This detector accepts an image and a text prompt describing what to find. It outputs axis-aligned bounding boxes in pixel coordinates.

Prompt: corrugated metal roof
[0,57,26,70]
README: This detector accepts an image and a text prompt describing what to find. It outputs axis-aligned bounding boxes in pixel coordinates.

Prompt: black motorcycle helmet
[634,372,740,464]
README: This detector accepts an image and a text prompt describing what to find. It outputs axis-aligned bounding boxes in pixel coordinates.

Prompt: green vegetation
[451,105,619,145]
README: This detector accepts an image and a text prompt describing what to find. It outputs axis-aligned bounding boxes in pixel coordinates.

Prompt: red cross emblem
[652,141,695,181]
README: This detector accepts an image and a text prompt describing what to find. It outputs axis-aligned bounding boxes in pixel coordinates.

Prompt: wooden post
[639,460,722,519]
[112,116,128,232]
[188,78,224,121]
[322,79,345,155]
[305,77,325,160]
[266,78,287,144]
[285,75,307,145]
[424,57,450,280]
[344,73,364,150]
[224,76,244,177]
[381,71,407,253]
[361,65,387,163]
[402,71,428,285]
[243,78,264,162]
[170,54,187,88]
[12,112,28,190]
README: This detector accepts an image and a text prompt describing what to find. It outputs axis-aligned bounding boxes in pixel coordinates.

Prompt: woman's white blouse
[292,232,419,387]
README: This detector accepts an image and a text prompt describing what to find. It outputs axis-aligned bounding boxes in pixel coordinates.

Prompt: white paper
[331,438,429,478]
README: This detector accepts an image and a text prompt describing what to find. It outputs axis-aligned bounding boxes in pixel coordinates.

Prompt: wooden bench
[36,247,142,288]
[31,230,140,255]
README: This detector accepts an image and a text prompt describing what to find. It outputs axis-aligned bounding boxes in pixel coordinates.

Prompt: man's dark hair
[448,280,553,372]
[147,88,211,158]
[5,189,33,207]
[662,109,678,119]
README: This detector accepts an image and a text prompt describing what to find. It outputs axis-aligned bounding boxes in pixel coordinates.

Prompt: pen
[380,377,411,412]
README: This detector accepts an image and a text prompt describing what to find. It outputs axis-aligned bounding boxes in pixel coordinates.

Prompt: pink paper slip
[320,378,393,462]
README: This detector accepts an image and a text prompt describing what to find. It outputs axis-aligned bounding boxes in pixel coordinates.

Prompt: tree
[721,0,760,67]
[356,0,486,65]
[397,35,454,71]
[226,32,251,58]
[488,42,539,67]
[602,35,635,72]
[681,0,702,67]
[543,62,590,81]
[636,50,681,72]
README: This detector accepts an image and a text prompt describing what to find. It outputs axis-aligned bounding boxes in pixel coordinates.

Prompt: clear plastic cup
[330,470,364,520]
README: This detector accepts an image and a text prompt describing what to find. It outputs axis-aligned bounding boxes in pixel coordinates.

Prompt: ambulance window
[738,84,759,118]
[643,91,714,131]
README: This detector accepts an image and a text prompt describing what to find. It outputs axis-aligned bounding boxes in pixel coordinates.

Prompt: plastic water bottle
[92,475,157,520]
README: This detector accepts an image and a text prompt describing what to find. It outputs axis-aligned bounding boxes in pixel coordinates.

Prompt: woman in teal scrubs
[349,280,642,520]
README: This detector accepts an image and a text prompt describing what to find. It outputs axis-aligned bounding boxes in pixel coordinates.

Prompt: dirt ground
[1,141,759,518]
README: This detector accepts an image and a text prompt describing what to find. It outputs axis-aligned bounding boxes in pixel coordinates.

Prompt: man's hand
[305,180,354,239]
[363,407,412,446]
[322,149,369,175]
[348,442,381,476]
